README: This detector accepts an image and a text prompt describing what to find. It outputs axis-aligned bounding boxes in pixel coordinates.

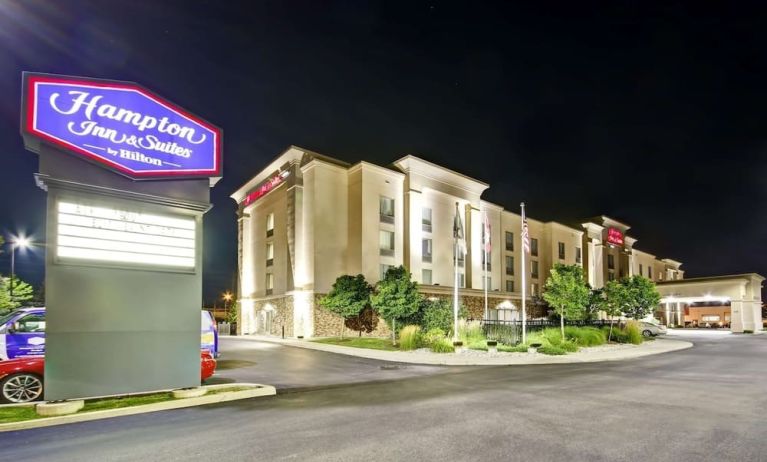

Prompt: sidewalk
[225,335,693,366]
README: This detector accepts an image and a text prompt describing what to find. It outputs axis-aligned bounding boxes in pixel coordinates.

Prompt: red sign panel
[242,171,289,206]
[606,227,624,246]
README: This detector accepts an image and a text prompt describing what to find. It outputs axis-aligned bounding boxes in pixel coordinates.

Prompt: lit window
[506,280,514,292]
[575,247,582,264]
[531,260,539,279]
[422,207,432,232]
[422,269,432,285]
[266,242,274,266]
[265,273,274,295]
[530,238,538,256]
[379,196,394,223]
[558,242,565,260]
[505,256,514,275]
[266,213,274,237]
[505,232,514,251]
[422,239,432,262]
[379,230,394,256]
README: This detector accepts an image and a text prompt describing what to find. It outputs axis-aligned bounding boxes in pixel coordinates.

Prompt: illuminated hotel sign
[606,227,624,246]
[21,73,222,180]
[242,171,290,206]
[57,202,196,269]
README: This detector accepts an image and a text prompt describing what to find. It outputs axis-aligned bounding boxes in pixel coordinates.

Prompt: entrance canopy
[656,274,764,333]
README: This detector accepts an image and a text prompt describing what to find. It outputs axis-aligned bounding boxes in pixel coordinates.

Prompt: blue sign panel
[21,73,222,180]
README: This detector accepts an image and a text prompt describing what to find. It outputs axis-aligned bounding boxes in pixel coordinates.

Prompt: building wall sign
[242,171,289,206]
[21,73,222,180]
[606,227,624,246]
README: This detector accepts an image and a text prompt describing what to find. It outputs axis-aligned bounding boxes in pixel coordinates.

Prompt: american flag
[521,216,530,253]
[482,212,491,253]
[453,202,466,255]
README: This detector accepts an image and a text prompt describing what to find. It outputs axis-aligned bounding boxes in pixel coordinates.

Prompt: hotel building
[232,146,763,337]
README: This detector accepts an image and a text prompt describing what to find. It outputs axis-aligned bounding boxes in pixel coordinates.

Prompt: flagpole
[483,211,488,320]
[453,202,460,343]
[520,202,527,344]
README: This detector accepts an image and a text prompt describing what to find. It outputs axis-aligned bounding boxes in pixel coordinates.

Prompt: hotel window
[607,254,615,270]
[639,264,643,276]
[266,213,274,237]
[506,280,514,293]
[608,271,615,281]
[265,273,274,295]
[648,267,652,279]
[458,273,465,288]
[454,247,465,267]
[379,196,394,224]
[505,256,514,275]
[422,207,432,232]
[558,242,565,260]
[505,232,514,251]
[422,269,432,285]
[422,238,432,262]
[483,276,491,290]
[380,264,393,280]
[530,238,538,256]
[379,230,395,256]
[481,252,491,270]
[266,242,274,267]
[531,283,539,295]
[531,260,539,279]
[575,247,582,264]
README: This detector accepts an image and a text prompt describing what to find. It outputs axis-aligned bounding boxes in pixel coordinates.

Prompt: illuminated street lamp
[9,236,31,300]
[222,292,233,309]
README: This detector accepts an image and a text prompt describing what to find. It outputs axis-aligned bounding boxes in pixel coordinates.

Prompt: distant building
[231,146,760,337]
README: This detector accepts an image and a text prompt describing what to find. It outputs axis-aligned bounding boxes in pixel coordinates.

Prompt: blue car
[0,308,219,360]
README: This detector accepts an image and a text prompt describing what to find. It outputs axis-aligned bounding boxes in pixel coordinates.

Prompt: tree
[370,266,421,344]
[622,275,661,320]
[420,297,468,335]
[601,280,627,341]
[583,287,604,321]
[542,264,590,340]
[320,274,373,338]
[0,276,34,314]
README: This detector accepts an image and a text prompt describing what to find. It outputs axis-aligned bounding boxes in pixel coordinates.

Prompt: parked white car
[639,322,667,337]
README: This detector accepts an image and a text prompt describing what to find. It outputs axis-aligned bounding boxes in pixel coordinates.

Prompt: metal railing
[473,319,623,345]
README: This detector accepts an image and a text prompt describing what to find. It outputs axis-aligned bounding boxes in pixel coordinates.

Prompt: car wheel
[642,330,652,338]
[1,373,44,403]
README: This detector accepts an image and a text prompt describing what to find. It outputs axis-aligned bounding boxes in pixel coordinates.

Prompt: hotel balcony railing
[379,213,394,224]
[380,248,394,257]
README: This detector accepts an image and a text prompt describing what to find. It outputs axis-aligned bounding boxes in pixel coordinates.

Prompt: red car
[0,352,217,403]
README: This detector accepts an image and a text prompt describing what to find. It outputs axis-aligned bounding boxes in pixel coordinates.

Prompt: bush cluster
[398,325,421,351]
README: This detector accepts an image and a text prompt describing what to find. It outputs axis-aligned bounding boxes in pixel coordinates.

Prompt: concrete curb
[0,383,276,433]
[227,335,693,366]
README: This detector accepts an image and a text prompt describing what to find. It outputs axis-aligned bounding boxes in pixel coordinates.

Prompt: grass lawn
[312,337,399,351]
[0,385,253,424]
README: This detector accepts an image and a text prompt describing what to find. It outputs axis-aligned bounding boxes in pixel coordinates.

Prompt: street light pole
[8,236,31,301]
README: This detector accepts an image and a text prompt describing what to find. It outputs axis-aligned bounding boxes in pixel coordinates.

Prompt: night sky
[1,1,765,304]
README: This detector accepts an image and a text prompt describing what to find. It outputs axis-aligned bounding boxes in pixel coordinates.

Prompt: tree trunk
[560,307,565,340]
[608,317,614,342]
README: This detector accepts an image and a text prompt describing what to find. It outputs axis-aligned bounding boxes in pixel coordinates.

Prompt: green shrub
[564,326,606,347]
[560,339,579,352]
[420,298,467,334]
[625,320,643,345]
[538,344,567,355]
[458,319,485,345]
[430,337,455,353]
[422,328,446,348]
[743,330,754,334]
[399,325,421,350]
[498,343,530,353]
[468,339,488,351]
